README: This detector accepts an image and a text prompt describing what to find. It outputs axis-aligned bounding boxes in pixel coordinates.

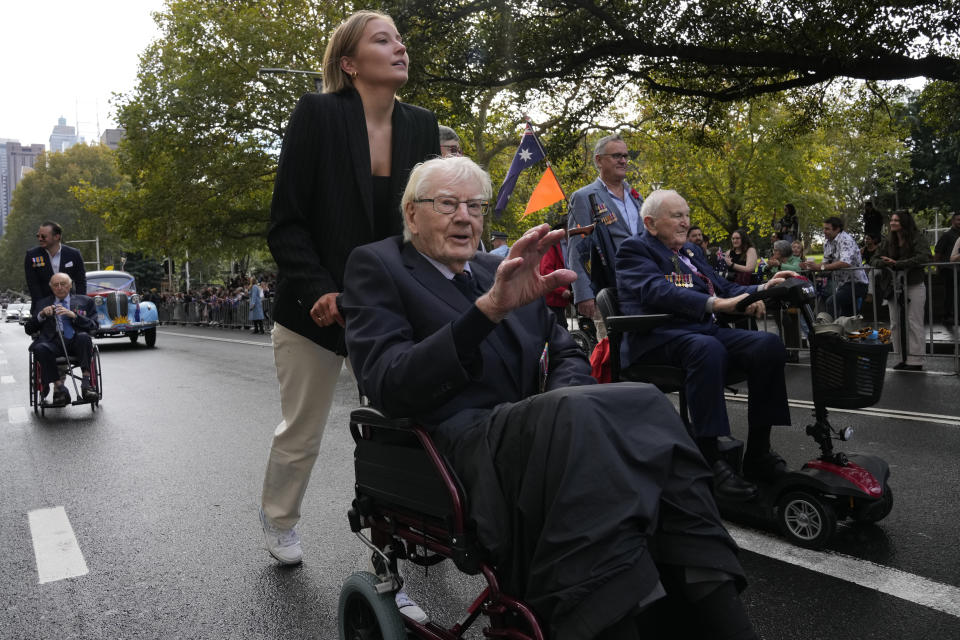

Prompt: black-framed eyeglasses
[415,197,489,217]
[599,153,630,161]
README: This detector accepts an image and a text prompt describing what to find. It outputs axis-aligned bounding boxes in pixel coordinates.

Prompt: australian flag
[494,122,545,215]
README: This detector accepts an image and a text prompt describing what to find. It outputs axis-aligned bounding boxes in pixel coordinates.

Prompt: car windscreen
[87,275,136,295]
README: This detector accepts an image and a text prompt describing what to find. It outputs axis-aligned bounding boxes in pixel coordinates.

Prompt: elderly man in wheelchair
[614,190,798,503]
[341,157,759,640]
[27,272,100,408]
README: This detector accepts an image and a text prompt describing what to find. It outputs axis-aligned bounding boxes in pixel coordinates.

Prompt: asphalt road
[1,321,958,639]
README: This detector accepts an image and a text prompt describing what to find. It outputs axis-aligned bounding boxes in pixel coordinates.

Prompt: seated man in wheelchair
[615,190,797,502]
[28,273,99,406]
[342,157,759,640]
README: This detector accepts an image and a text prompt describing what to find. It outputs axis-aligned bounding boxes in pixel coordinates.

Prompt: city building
[1,141,45,237]
[100,128,125,150]
[49,116,80,153]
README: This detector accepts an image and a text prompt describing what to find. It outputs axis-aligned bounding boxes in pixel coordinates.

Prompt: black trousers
[30,333,94,386]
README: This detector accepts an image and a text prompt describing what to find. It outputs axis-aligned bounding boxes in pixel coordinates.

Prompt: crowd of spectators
[155,273,276,328]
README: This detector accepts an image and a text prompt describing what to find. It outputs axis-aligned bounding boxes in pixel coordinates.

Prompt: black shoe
[51,386,71,406]
[785,352,800,364]
[711,460,758,502]
[81,379,98,400]
[743,450,788,482]
[892,362,923,371]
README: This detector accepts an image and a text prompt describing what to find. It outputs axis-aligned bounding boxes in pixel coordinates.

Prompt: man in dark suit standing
[617,189,798,501]
[25,221,87,315]
[566,134,644,320]
[343,158,758,640]
[29,273,98,406]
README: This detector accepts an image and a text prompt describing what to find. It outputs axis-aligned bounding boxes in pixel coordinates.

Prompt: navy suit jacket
[566,178,643,304]
[342,236,593,428]
[25,244,87,313]
[32,294,98,342]
[616,231,756,363]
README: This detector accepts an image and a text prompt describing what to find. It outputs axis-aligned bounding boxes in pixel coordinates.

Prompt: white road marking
[28,506,89,584]
[160,330,270,347]
[1,375,14,384]
[728,523,960,618]
[725,393,960,427]
[8,406,28,423]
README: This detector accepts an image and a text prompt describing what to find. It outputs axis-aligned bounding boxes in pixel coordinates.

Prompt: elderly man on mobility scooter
[29,272,99,406]
[342,157,760,640]
[615,190,798,502]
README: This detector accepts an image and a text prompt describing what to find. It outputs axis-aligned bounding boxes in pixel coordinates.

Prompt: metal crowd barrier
[767,263,959,374]
[157,298,274,332]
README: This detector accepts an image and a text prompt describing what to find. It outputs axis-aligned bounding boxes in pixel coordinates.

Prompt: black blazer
[32,294,98,341]
[267,89,439,354]
[342,237,593,427]
[25,244,87,314]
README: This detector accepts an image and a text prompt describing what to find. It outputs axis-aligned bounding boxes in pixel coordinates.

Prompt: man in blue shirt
[566,134,643,319]
[489,231,510,257]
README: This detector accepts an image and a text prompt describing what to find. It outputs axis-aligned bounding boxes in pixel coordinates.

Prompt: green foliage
[624,87,909,249]
[121,252,166,292]
[901,81,960,215]
[84,0,348,265]
[0,144,124,291]
[395,0,960,105]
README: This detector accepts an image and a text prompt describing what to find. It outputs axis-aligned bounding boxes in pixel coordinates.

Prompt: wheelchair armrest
[349,406,413,430]
[603,313,674,337]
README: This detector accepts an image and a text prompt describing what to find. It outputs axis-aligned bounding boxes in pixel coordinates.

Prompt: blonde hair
[322,10,396,93]
[401,157,493,242]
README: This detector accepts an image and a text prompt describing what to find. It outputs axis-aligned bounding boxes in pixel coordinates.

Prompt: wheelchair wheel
[338,571,407,640]
[569,329,597,357]
[28,351,40,415]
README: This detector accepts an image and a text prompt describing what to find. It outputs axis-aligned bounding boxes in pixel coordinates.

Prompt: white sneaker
[395,588,428,624]
[259,508,302,565]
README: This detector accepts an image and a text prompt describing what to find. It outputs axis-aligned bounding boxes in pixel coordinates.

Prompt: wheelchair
[595,287,746,432]
[340,406,545,640]
[28,334,102,416]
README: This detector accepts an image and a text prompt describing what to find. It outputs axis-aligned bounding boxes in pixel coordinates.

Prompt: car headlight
[94,296,104,306]
[131,294,141,304]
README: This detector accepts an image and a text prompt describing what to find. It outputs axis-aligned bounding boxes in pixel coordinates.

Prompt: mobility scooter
[597,278,893,550]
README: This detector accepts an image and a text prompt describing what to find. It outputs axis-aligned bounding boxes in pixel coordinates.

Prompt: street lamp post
[258,67,323,92]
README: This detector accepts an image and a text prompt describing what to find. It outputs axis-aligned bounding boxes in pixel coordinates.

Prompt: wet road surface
[1,322,958,639]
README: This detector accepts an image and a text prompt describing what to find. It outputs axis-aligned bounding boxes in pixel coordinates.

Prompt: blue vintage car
[85,270,159,347]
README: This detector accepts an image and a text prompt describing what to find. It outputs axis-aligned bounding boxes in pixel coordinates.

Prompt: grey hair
[639,189,682,222]
[438,125,460,145]
[773,239,792,259]
[593,133,625,169]
[401,156,493,242]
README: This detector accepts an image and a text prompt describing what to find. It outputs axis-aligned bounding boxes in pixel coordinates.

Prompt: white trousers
[261,322,347,529]
[889,281,926,366]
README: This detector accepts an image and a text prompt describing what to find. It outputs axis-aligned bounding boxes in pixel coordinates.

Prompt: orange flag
[523,166,565,216]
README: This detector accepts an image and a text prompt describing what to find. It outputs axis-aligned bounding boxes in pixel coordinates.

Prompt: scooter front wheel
[777,491,836,549]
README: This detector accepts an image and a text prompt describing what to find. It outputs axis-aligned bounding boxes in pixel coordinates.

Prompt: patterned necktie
[452,272,483,302]
[673,251,715,295]
[55,302,75,339]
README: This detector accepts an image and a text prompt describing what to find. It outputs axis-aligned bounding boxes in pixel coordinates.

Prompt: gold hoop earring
[351,71,358,80]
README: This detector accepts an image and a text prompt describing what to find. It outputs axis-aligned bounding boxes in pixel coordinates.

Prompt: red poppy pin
[630,188,640,200]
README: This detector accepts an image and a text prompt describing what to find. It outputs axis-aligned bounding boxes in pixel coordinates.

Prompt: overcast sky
[1,1,167,148]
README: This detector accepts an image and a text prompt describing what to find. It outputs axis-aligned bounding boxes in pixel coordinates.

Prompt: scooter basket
[810,334,890,409]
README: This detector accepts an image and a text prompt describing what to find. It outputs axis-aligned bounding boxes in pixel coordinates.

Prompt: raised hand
[476,224,577,322]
